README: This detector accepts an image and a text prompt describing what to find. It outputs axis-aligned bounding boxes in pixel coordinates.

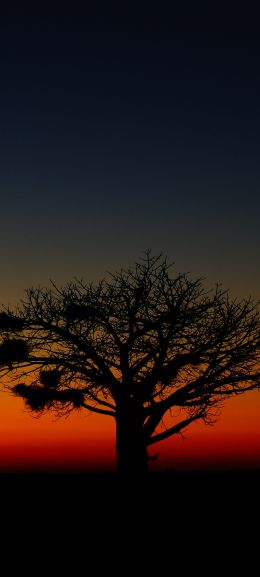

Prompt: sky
[0,5,259,471]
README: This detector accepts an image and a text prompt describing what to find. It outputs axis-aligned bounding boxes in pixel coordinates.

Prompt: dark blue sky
[0,6,259,303]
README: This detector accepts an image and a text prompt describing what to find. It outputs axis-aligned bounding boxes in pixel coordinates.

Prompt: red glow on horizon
[0,390,260,472]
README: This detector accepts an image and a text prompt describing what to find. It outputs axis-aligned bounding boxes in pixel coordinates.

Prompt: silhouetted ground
[0,470,258,568]
[1,467,260,492]
[1,468,259,514]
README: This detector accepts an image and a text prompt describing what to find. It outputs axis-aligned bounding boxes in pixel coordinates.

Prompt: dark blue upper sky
[0,5,259,303]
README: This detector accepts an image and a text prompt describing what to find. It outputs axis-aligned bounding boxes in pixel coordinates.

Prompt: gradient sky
[0,6,259,470]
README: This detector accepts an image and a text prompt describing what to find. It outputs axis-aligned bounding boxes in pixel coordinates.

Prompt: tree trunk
[116,402,148,479]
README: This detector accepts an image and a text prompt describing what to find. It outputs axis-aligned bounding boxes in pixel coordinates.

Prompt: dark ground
[1,468,259,517]
[0,470,258,569]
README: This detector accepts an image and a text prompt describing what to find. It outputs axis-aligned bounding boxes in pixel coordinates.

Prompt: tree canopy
[0,252,259,474]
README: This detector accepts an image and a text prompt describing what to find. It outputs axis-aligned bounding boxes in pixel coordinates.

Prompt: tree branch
[81,402,116,417]
[151,370,260,413]
[28,320,120,393]
[146,411,205,446]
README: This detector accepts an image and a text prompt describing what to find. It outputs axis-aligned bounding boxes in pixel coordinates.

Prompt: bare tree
[0,252,259,477]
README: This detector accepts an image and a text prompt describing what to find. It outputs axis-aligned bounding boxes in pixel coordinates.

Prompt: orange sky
[0,388,260,472]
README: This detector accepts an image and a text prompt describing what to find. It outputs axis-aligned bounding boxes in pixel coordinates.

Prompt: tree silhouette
[0,252,259,477]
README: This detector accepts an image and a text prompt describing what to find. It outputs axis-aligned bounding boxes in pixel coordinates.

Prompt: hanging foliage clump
[63,302,96,321]
[0,312,24,331]
[40,368,62,388]
[13,383,85,412]
[13,383,29,397]
[59,389,85,407]
[13,383,54,412]
[0,339,29,366]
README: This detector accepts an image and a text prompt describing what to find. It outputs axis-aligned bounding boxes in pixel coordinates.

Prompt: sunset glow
[1,390,260,472]
[0,9,259,475]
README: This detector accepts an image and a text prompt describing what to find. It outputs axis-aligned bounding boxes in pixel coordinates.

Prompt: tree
[0,252,259,477]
